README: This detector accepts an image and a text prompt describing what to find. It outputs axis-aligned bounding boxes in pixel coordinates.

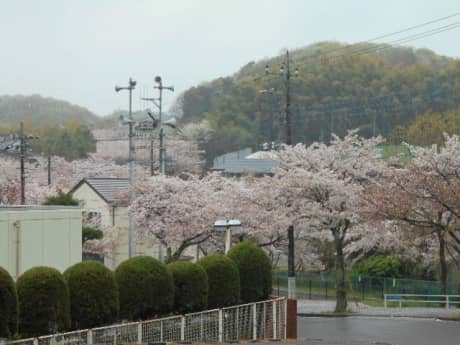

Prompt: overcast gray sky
[0,0,459,115]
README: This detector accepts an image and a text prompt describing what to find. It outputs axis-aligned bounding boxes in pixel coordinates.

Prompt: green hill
[0,94,100,131]
[178,42,460,159]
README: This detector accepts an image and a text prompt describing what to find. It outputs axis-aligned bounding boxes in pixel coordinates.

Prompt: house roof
[70,177,129,204]
[212,158,279,174]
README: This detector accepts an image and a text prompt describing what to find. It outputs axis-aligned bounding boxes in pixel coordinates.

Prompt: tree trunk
[334,233,347,313]
[438,230,447,296]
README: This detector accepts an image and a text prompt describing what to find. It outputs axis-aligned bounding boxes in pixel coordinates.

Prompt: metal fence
[384,294,460,308]
[7,297,286,345]
[274,270,460,301]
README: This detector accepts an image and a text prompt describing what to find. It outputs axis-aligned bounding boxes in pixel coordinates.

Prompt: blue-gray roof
[71,177,129,204]
[212,159,279,174]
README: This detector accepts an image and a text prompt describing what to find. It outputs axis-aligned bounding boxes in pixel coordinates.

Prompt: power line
[310,12,460,60]
[345,21,460,59]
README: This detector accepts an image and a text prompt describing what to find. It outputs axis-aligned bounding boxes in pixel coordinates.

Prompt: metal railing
[384,294,460,308]
[7,297,286,345]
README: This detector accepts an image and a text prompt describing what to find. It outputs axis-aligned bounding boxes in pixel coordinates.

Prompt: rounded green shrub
[228,241,272,303]
[64,261,118,329]
[17,267,70,337]
[198,254,240,308]
[115,256,174,320]
[0,267,18,338]
[352,256,403,278]
[168,261,208,313]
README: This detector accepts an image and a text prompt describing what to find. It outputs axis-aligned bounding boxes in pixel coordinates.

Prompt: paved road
[296,316,460,345]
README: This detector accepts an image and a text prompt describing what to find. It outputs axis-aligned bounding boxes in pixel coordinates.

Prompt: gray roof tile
[73,177,129,204]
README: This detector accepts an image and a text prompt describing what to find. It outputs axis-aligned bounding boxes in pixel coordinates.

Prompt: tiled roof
[71,177,129,204]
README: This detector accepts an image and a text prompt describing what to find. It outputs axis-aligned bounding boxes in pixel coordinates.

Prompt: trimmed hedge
[17,267,70,337]
[64,262,119,329]
[0,267,18,338]
[198,254,240,308]
[168,261,208,313]
[228,241,272,303]
[115,256,174,320]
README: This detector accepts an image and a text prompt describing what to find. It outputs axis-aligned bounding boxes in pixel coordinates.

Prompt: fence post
[181,316,186,342]
[218,309,223,343]
[384,295,387,308]
[263,302,266,339]
[87,330,93,345]
[446,295,449,309]
[137,322,142,343]
[272,300,277,340]
[253,303,257,341]
[160,320,163,342]
[33,339,38,345]
[236,307,239,341]
[200,313,204,341]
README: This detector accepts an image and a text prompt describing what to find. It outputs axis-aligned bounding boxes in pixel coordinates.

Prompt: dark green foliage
[115,256,174,320]
[43,190,79,206]
[31,122,97,161]
[82,227,103,244]
[167,261,208,313]
[17,267,70,337]
[198,254,240,308]
[0,267,18,338]
[228,242,272,303]
[64,262,118,329]
[352,256,403,278]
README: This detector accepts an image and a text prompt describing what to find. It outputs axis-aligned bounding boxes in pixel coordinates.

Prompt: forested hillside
[0,94,100,132]
[178,42,460,159]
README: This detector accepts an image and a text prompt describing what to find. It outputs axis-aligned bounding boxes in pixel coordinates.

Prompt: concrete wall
[0,206,82,279]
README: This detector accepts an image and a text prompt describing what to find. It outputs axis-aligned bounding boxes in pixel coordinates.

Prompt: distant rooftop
[212,158,279,175]
[0,205,81,210]
[70,177,129,204]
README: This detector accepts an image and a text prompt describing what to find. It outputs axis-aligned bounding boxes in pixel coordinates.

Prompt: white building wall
[72,182,202,269]
[72,184,112,227]
[0,207,82,279]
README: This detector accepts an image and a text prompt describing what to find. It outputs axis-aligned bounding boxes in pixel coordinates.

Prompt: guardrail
[384,294,460,308]
[7,297,286,345]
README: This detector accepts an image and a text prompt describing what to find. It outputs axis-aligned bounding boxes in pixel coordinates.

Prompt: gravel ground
[297,299,460,318]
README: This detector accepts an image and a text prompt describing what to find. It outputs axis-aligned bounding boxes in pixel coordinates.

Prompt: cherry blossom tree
[269,131,386,312]
[364,134,460,294]
[130,173,223,262]
[129,172,292,262]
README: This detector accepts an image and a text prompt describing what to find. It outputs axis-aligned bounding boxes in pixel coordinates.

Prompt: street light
[214,219,241,254]
[141,75,174,175]
[115,77,136,259]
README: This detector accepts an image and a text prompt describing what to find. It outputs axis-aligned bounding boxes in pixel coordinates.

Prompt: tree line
[176,42,460,161]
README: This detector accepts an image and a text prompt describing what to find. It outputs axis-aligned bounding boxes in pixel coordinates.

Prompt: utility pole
[20,122,25,205]
[142,76,174,175]
[115,77,137,258]
[265,50,299,299]
[47,155,51,185]
[283,51,297,299]
[284,50,292,146]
